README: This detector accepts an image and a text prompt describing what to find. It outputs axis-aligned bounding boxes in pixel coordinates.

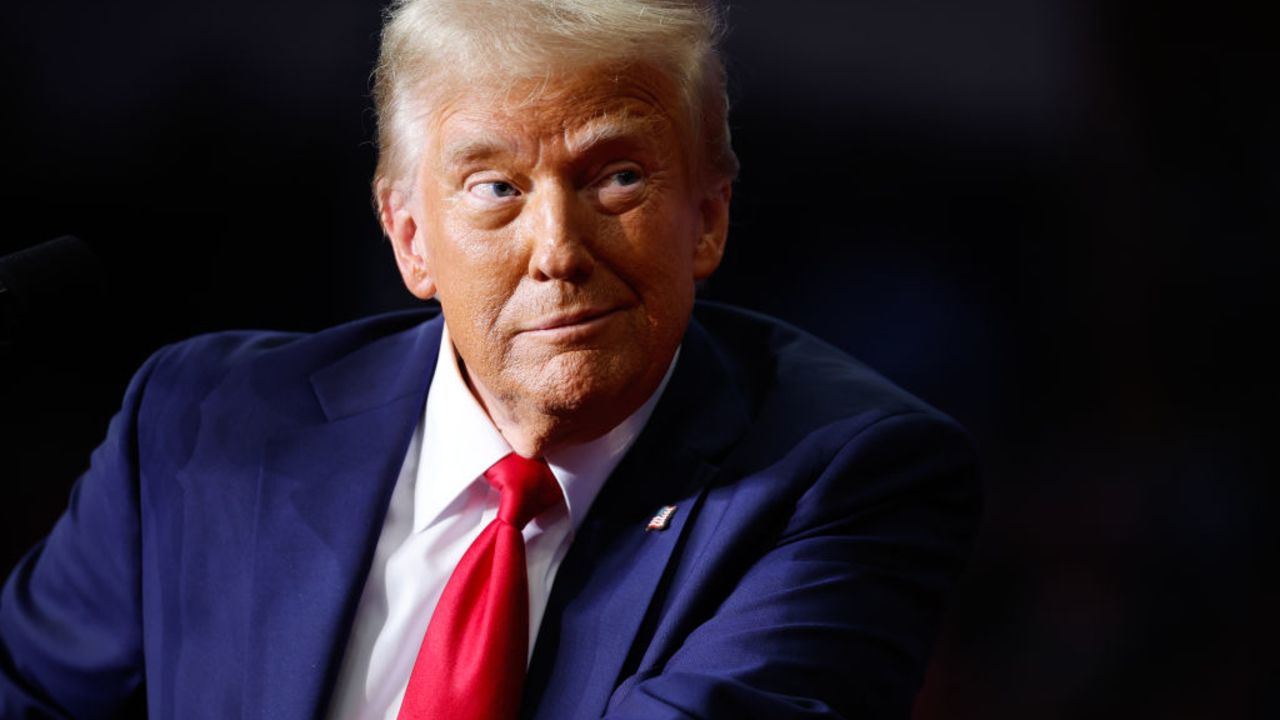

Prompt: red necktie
[398,453,563,720]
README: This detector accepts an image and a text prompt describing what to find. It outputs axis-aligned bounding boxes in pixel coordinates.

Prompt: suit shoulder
[120,307,439,479]
[692,301,966,451]
[689,302,979,539]
[136,307,439,416]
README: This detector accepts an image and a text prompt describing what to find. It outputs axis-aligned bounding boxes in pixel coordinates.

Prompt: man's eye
[471,181,520,199]
[595,166,646,212]
[610,169,642,186]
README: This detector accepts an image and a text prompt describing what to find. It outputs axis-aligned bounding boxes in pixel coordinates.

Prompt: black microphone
[0,236,102,354]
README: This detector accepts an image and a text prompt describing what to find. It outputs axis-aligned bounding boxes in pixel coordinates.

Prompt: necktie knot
[483,452,562,530]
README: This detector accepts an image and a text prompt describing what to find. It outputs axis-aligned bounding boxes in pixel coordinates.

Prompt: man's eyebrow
[439,140,517,168]
[564,112,666,155]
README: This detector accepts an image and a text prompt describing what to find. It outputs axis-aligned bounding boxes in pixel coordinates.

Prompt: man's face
[383,64,730,450]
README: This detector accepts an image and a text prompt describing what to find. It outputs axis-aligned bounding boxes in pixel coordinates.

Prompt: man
[0,1,980,718]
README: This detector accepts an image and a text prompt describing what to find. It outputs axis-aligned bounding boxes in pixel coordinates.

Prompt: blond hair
[371,0,738,196]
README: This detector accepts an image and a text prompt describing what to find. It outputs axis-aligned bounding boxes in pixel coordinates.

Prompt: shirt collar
[413,322,677,535]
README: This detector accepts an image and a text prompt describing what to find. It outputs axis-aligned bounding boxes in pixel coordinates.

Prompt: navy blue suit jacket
[1,302,980,719]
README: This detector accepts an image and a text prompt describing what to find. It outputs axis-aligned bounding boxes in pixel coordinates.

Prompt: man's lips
[523,306,625,334]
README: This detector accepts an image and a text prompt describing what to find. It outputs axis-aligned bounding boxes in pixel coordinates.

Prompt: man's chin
[525,355,650,426]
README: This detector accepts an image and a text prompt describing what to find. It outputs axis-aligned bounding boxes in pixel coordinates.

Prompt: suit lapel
[524,318,750,720]
[241,314,443,720]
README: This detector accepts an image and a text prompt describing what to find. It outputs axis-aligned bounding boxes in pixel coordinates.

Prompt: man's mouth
[522,306,626,339]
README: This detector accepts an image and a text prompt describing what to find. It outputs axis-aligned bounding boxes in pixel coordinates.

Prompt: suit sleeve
[603,411,982,720]
[0,348,170,718]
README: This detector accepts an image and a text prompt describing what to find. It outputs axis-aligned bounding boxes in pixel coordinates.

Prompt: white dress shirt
[326,324,675,720]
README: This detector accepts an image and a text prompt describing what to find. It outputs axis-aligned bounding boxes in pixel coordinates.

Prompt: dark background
[1,1,1274,717]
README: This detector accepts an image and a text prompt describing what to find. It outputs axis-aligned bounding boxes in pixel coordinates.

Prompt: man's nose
[523,183,595,283]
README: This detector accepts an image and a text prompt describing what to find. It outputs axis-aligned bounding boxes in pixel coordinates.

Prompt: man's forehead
[424,65,684,159]
[434,102,675,167]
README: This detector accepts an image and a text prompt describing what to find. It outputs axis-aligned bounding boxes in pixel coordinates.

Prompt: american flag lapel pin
[646,505,677,532]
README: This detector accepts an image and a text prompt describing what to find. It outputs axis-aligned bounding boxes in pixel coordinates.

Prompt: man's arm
[0,349,167,718]
[604,412,981,719]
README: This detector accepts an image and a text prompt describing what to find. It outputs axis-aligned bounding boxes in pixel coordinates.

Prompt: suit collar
[308,312,444,421]
[648,317,750,461]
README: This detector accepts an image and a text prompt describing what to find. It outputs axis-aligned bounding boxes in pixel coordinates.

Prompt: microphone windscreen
[0,236,102,349]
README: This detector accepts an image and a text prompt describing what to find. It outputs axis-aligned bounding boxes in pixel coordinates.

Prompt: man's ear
[692,177,732,281]
[378,178,437,300]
